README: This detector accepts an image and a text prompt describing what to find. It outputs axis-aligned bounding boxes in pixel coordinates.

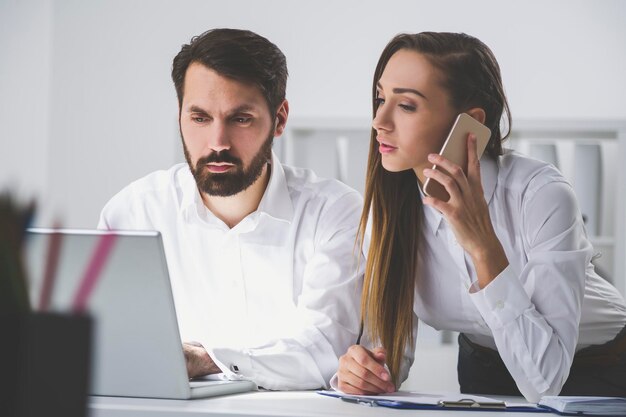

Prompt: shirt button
[230,364,240,373]
[495,300,504,310]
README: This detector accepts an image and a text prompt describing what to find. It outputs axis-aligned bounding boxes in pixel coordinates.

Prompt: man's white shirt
[98,152,364,390]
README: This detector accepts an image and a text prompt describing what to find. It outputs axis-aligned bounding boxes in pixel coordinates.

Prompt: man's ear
[465,107,486,125]
[273,100,289,137]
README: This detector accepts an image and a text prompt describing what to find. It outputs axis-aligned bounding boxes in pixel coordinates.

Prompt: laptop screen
[25,229,191,398]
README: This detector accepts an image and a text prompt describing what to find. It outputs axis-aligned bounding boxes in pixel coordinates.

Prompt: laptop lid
[24,228,254,399]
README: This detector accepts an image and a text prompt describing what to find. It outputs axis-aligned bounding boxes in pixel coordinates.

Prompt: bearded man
[98,28,363,391]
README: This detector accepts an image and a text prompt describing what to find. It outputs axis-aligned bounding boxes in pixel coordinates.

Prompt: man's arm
[199,191,364,390]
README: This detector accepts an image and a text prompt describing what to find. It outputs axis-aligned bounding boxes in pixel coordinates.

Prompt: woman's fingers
[423,167,462,202]
[427,153,470,196]
[466,134,484,190]
[349,345,391,382]
[337,345,395,394]
[371,346,388,360]
[337,365,389,395]
[423,134,487,212]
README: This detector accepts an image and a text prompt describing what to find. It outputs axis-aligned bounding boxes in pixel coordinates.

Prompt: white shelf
[282,118,626,298]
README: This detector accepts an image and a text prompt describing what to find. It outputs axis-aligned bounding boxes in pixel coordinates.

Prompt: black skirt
[457,324,626,397]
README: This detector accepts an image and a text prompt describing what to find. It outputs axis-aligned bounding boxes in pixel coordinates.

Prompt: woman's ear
[466,107,486,125]
[273,100,290,137]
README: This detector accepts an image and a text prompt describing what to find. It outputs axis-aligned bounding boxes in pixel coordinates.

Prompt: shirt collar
[180,151,294,224]
[421,154,498,236]
[256,151,294,223]
[480,153,498,207]
[180,164,200,218]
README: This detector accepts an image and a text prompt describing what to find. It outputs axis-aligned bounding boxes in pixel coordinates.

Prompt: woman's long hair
[359,32,511,386]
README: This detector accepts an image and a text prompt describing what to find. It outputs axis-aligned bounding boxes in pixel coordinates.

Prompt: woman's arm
[467,179,586,402]
[423,136,587,402]
[422,135,509,287]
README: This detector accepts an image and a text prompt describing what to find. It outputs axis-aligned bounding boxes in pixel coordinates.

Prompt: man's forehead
[182,63,267,110]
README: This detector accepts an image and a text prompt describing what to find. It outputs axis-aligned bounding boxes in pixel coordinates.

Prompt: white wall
[1,0,626,227]
[0,0,52,202]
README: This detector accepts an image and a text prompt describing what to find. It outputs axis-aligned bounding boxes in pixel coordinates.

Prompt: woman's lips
[378,140,398,154]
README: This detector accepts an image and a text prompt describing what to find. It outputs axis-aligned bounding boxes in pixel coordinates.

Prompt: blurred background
[2,0,625,392]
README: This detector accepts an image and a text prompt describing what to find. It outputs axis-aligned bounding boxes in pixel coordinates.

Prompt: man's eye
[193,116,207,123]
[234,117,252,124]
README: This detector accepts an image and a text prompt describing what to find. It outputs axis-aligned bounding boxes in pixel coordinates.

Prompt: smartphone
[423,113,491,202]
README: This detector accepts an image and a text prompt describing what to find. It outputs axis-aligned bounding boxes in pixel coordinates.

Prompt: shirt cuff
[205,346,255,382]
[329,373,340,391]
[469,264,533,330]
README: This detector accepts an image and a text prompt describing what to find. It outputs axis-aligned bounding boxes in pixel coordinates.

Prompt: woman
[336,32,626,402]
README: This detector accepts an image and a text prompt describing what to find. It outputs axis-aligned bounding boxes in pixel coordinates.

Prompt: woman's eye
[374,98,385,107]
[400,104,416,112]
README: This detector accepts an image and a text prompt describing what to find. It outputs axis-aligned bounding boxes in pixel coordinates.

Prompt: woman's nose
[372,104,393,133]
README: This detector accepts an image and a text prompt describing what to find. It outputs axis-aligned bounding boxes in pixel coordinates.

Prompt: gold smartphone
[423,113,492,202]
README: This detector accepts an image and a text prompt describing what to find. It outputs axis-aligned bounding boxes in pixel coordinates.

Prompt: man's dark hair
[172,28,288,119]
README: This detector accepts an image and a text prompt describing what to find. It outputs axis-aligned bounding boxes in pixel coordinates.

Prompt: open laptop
[25,228,257,399]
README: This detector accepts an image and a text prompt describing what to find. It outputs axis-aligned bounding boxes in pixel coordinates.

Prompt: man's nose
[206,122,231,152]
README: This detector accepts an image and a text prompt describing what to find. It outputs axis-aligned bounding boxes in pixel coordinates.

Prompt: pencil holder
[1,312,92,417]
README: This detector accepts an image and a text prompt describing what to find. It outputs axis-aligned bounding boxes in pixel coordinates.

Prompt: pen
[72,232,117,314]
[39,221,63,311]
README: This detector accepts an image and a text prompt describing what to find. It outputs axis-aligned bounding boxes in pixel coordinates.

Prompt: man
[98,28,363,390]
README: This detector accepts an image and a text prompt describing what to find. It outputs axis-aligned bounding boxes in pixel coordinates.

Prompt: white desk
[89,391,543,417]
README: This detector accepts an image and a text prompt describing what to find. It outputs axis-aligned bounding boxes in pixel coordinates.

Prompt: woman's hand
[422,134,509,288]
[337,345,396,395]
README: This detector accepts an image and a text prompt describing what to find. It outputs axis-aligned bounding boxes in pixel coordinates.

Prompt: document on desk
[317,390,547,412]
[537,396,626,416]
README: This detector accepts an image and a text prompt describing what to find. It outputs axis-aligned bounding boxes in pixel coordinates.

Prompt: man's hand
[182,341,221,378]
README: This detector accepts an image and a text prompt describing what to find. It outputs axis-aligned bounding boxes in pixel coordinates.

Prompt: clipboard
[317,390,549,413]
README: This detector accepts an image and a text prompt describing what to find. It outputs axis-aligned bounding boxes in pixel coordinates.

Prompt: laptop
[25,228,257,399]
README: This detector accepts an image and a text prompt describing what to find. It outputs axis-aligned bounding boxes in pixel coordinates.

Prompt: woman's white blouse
[342,150,626,400]
[404,150,626,402]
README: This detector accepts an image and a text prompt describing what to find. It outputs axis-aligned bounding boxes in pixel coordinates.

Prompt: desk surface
[89,391,542,417]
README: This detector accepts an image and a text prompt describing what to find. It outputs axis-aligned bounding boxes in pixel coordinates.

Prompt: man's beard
[182,130,274,197]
